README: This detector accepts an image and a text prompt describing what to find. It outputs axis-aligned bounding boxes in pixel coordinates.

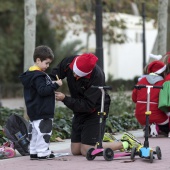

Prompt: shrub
[106,85,141,133]
[0,87,141,140]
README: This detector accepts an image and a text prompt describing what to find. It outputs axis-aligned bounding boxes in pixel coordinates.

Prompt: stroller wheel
[103,148,114,161]
[86,148,96,161]
[155,146,162,160]
[150,150,153,163]
[131,147,136,160]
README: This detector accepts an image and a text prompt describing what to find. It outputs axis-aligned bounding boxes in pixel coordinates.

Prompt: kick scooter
[86,86,133,161]
[86,85,114,161]
[131,85,162,163]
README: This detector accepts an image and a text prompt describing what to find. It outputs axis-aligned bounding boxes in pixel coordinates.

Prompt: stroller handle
[134,85,163,90]
[91,85,112,90]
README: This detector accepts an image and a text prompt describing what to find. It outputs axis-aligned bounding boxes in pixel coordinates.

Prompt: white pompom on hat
[69,53,98,77]
[149,53,162,60]
[148,60,166,74]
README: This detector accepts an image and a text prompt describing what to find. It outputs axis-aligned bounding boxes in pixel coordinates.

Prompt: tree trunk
[157,0,168,55]
[167,0,170,52]
[130,2,139,16]
[24,0,37,120]
[24,0,36,71]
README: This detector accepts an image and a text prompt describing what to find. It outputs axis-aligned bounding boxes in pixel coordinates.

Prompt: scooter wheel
[131,147,136,160]
[86,148,96,161]
[150,150,153,163]
[139,149,142,157]
[155,146,162,160]
[103,148,114,161]
[4,147,16,158]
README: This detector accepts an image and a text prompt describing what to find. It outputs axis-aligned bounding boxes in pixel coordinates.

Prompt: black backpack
[3,114,30,156]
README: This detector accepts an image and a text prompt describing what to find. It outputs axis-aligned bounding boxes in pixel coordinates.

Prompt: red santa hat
[148,60,166,74]
[166,51,170,55]
[69,53,98,77]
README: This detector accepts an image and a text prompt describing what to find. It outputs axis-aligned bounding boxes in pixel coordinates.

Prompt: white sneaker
[150,123,158,137]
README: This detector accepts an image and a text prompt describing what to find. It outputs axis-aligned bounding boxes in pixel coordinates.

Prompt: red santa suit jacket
[132,74,168,125]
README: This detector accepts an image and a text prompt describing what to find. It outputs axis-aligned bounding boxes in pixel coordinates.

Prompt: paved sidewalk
[1,98,65,109]
[1,99,170,170]
[0,130,170,170]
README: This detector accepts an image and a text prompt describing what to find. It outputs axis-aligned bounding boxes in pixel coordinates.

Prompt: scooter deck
[114,152,131,158]
[91,148,131,158]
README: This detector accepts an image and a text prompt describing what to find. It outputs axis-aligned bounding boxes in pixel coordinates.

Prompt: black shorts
[71,115,106,146]
[158,123,169,135]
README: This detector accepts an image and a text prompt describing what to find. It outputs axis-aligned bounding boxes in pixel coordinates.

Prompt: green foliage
[0,107,24,126]
[51,107,73,141]
[36,13,58,51]
[0,0,159,84]
[105,112,141,133]
[0,87,141,141]
[0,0,68,84]
[0,128,8,145]
[0,106,72,141]
[109,85,135,116]
[106,85,141,133]
[0,0,24,83]
[102,0,158,21]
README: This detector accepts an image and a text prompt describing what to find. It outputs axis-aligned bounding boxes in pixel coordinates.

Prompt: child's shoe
[30,154,38,160]
[121,132,143,152]
[103,133,118,142]
[150,123,158,137]
[38,153,55,160]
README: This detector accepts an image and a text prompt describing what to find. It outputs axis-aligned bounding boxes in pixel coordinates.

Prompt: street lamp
[142,2,146,71]
[95,0,104,70]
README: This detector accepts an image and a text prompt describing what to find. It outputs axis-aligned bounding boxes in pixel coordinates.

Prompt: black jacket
[50,56,111,118]
[19,70,59,121]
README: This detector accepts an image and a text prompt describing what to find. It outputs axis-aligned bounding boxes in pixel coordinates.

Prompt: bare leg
[71,141,123,157]
[102,141,123,151]
[71,143,81,155]
[80,144,95,156]
[71,143,96,156]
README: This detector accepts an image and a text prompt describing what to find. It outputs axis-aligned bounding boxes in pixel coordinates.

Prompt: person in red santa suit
[50,53,143,156]
[159,54,170,138]
[132,60,169,137]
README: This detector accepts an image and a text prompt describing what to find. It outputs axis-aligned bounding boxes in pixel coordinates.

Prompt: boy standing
[19,45,62,160]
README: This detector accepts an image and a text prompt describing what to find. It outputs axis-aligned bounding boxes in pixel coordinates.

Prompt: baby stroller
[131,85,162,163]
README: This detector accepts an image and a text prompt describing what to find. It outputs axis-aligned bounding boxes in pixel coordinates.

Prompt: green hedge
[0,106,141,141]
[0,88,141,141]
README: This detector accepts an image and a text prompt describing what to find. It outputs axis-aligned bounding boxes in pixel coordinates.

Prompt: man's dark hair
[33,45,54,62]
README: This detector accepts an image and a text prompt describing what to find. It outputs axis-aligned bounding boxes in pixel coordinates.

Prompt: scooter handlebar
[91,85,112,90]
[134,85,163,90]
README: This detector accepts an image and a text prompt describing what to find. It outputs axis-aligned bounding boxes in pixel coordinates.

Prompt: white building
[63,13,157,80]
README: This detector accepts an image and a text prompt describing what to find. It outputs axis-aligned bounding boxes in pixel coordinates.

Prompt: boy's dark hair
[33,45,54,62]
